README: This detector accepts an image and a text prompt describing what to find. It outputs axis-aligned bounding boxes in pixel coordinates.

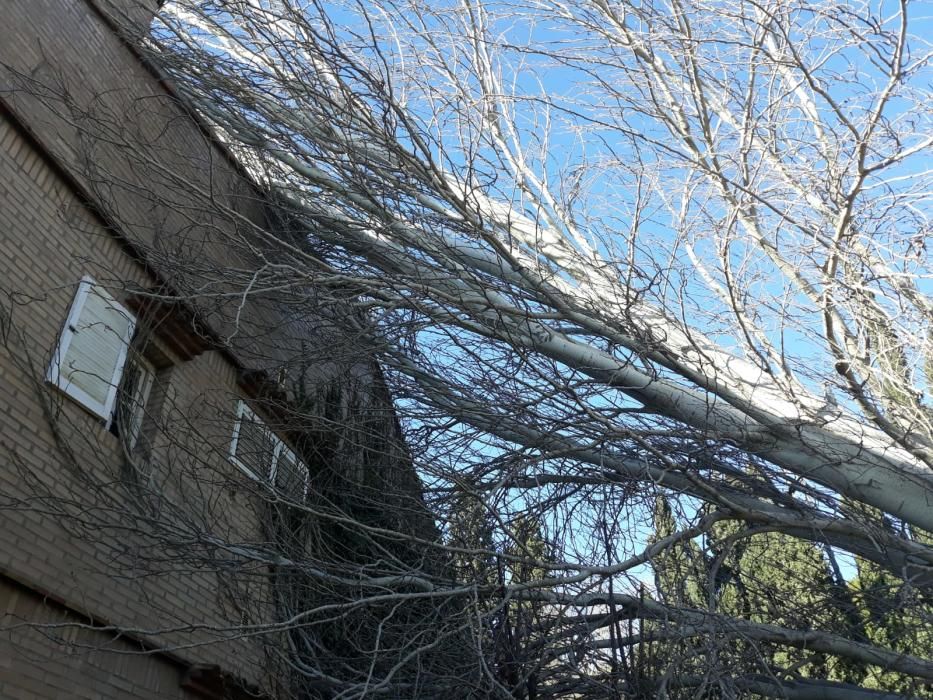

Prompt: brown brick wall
[0,0,404,397]
[0,0,292,369]
[0,1,435,697]
[0,108,270,693]
[0,576,198,700]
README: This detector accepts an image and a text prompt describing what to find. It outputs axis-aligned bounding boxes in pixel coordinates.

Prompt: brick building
[0,1,434,697]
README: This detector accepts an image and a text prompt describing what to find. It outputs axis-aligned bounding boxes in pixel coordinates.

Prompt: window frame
[111,353,157,449]
[46,276,136,421]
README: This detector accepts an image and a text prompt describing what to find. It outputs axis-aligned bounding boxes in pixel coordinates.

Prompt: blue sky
[158,0,932,590]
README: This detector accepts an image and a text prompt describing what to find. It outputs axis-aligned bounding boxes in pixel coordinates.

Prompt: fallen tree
[16,0,933,696]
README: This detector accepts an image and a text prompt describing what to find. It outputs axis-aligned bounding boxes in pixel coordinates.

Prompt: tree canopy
[81,0,933,695]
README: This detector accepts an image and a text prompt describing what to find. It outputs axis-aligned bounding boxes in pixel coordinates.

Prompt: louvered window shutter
[273,445,309,501]
[230,402,277,480]
[48,277,136,420]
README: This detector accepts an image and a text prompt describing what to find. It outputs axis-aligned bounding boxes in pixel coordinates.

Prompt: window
[229,400,309,500]
[47,277,136,421]
[109,353,156,450]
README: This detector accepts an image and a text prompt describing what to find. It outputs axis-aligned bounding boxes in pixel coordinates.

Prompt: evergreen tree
[848,523,933,697]
[447,488,499,590]
[446,494,551,698]
[647,497,883,696]
[499,514,551,699]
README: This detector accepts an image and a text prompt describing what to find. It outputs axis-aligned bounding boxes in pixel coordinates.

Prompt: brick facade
[0,2,431,697]
[0,59,268,700]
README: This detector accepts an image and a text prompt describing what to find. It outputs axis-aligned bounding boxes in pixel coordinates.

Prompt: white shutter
[273,444,309,501]
[47,277,136,420]
[230,401,276,480]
